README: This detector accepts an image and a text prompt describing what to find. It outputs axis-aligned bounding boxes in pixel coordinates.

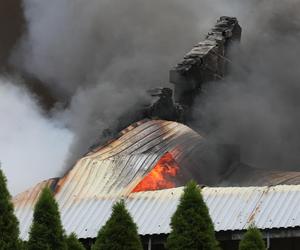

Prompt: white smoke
[0,77,73,194]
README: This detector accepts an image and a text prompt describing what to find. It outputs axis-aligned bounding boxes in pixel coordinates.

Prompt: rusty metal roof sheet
[14,185,300,239]
[12,119,300,239]
[128,185,300,234]
[13,120,205,239]
[222,164,300,187]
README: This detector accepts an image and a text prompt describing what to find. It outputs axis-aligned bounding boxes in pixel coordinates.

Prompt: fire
[132,152,179,192]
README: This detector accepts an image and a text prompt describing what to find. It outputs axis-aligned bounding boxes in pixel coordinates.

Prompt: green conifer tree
[0,167,21,249]
[27,187,67,250]
[66,233,85,250]
[239,226,266,250]
[20,240,28,250]
[92,200,143,250]
[166,181,219,250]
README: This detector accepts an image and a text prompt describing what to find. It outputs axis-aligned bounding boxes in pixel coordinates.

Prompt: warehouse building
[13,17,300,249]
[13,120,300,250]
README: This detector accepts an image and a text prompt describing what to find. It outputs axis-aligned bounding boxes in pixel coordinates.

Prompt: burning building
[13,17,300,250]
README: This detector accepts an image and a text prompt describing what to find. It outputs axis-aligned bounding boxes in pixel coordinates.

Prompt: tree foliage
[20,240,28,250]
[92,200,143,250]
[28,187,67,250]
[0,167,21,250]
[66,233,85,250]
[239,226,266,250]
[166,181,220,250]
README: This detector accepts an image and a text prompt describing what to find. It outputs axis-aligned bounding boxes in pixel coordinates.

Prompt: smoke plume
[194,0,300,170]
[2,0,300,193]
[0,77,72,194]
[12,0,221,166]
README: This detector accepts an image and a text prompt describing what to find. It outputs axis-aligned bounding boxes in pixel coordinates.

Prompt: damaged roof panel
[13,120,206,239]
[12,119,300,239]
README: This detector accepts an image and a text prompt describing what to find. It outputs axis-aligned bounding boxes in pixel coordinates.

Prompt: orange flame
[132,152,179,192]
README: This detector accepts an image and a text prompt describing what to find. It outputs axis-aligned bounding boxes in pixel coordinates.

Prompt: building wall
[270,238,300,250]
[220,238,300,250]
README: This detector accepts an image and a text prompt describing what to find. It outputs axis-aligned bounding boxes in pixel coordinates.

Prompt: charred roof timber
[170,16,241,108]
[128,17,241,127]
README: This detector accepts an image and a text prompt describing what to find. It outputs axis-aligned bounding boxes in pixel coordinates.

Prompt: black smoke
[2,0,300,194]
[194,0,300,170]
[11,0,217,165]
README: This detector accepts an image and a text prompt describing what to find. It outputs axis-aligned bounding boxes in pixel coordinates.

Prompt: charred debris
[146,16,241,124]
[92,16,241,147]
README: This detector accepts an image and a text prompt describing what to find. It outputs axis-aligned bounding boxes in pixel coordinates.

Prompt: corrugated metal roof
[127,185,300,235]
[13,120,205,239]
[12,119,300,239]
[16,183,300,238]
[14,185,300,239]
[222,165,300,187]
